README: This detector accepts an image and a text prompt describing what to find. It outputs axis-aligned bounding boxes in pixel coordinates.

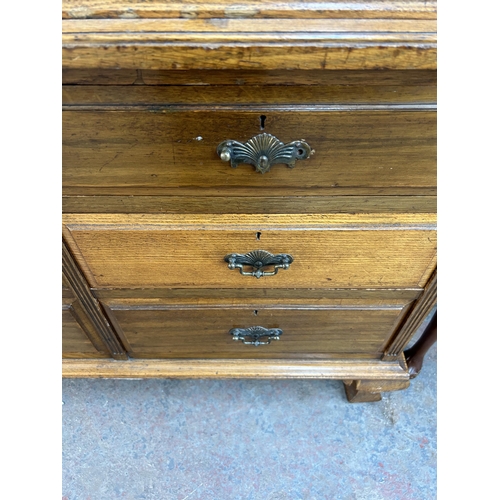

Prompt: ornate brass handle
[217,133,312,173]
[230,326,282,346]
[224,250,293,279]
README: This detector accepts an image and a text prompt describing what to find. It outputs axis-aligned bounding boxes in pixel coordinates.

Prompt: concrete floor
[62,340,436,500]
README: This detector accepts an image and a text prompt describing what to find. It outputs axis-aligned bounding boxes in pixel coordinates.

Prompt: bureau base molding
[62,356,409,381]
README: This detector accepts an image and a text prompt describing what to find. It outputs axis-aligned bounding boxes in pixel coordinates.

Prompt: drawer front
[62,109,436,194]
[63,214,437,289]
[103,298,413,359]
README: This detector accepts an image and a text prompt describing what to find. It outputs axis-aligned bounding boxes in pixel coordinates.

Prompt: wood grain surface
[63,241,127,358]
[63,84,437,105]
[384,269,437,358]
[63,109,436,194]
[103,298,413,359]
[62,14,436,70]
[62,0,437,20]
[92,288,422,301]
[63,18,436,35]
[61,0,437,389]
[62,41,436,71]
[62,355,410,379]
[62,195,437,214]
[63,213,437,289]
[62,69,437,87]
[62,298,110,358]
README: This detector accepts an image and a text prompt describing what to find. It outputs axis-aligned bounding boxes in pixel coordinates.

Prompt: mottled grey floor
[62,341,436,500]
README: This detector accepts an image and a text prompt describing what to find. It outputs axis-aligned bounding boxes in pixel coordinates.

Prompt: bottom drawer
[102,297,415,359]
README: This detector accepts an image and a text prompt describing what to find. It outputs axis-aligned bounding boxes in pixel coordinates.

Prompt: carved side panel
[63,296,110,358]
[63,240,127,360]
[383,269,437,359]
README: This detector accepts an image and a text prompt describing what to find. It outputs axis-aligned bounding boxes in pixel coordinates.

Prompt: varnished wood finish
[383,270,437,358]
[63,69,437,87]
[63,213,436,289]
[62,355,410,380]
[63,187,437,197]
[62,297,110,358]
[62,16,436,71]
[343,378,410,402]
[63,195,437,215]
[62,38,435,72]
[63,68,138,85]
[63,110,435,195]
[63,241,127,359]
[61,0,437,402]
[62,273,72,295]
[102,297,413,359]
[63,18,436,33]
[63,84,437,105]
[62,0,437,20]
[93,288,422,301]
[404,310,437,378]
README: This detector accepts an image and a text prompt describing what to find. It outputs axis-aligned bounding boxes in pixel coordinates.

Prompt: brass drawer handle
[217,133,312,174]
[230,326,282,346]
[224,250,293,279]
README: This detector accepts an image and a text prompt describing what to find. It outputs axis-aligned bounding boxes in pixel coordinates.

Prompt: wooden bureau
[62,0,437,402]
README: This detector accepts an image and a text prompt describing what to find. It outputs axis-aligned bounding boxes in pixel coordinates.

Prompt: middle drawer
[63,213,436,289]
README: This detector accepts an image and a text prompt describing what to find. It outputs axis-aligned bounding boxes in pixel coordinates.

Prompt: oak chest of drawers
[62,0,437,402]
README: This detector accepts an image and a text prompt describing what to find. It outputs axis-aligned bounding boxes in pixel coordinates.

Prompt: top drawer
[63,108,435,194]
[62,72,436,199]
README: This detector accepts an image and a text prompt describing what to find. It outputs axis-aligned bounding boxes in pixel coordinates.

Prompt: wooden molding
[62,81,437,106]
[63,240,127,359]
[92,287,422,301]
[63,195,437,215]
[404,310,437,378]
[62,1,437,21]
[383,269,437,358]
[62,68,437,87]
[62,356,409,379]
[64,297,110,355]
[62,15,436,70]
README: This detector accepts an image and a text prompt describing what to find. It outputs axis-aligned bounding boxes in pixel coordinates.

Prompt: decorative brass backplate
[217,133,312,173]
[230,326,283,346]
[224,250,293,278]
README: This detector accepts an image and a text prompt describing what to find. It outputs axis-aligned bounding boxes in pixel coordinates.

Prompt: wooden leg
[404,311,437,379]
[343,379,410,403]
